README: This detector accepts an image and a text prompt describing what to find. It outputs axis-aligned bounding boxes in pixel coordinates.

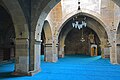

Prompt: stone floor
[0,55,120,80]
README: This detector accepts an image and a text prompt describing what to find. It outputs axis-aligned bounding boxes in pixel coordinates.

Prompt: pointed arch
[42,20,52,43]
[57,9,109,43]
[2,0,29,38]
[57,9,109,58]
[34,0,60,41]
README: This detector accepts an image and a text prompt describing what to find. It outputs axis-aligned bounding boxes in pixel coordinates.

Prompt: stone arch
[0,5,15,61]
[56,9,109,40]
[42,20,53,62]
[59,22,104,47]
[2,0,29,38]
[58,19,106,57]
[43,20,52,43]
[2,0,30,74]
[34,0,60,41]
[31,0,60,64]
[33,0,117,41]
[32,0,117,71]
[57,9,109,58]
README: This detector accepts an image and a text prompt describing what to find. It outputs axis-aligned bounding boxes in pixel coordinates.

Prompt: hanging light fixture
[72,0,87,42]
[80,27,85,42]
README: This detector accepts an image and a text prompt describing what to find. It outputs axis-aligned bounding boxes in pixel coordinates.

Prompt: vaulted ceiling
[112,0,120,7]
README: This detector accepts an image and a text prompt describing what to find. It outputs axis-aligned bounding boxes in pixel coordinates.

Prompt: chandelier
[72,0,87,42]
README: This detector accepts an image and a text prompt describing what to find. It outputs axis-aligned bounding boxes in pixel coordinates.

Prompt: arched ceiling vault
[57,10,109,43]
[58,16,108,45]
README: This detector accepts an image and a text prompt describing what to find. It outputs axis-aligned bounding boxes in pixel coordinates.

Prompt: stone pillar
[100,39,111,58]
[32,40,41,74]
[110,42,117,64]
[109,30,117,64]
[58,38,65,58]
[29,32,41,75]
[14,31,41,76]
[100,39,106,58]
[44,43,53,62]
[59,45,65,58]
[44,43,58,62]
[13,38,30,75]
[29,32,35,71]
[104,47,110,58]
[53,43,58,62]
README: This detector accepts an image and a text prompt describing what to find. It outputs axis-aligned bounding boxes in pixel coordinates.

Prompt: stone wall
[64,27,100,55]
[46,2,62,33]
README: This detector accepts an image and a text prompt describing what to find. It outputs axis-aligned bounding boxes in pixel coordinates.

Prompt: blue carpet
[0,55,120,80]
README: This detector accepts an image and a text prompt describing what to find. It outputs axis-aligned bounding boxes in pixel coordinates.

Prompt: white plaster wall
[61,0,101,18]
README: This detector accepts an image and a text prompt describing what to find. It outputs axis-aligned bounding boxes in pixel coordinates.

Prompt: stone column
[44,43,53,62]
[29,32,41,75]
[104,47,110,58]
[100,39,106,58]
[110,42,117,64]
[29,32,35,71]
[53,43,58,62]
[58,37,65,58]
[13,38,30,75]
[44,43,58,62]
[14,30,41,76]
[32,40,41,74]
[59,44,65,58]
[100,39,110,58]
[109,30,117,64]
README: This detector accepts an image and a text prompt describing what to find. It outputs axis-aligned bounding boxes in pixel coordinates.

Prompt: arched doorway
[1,0,29,74]
[0,6,15,63]
[41,20,53,62]
[58,15,109,59]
